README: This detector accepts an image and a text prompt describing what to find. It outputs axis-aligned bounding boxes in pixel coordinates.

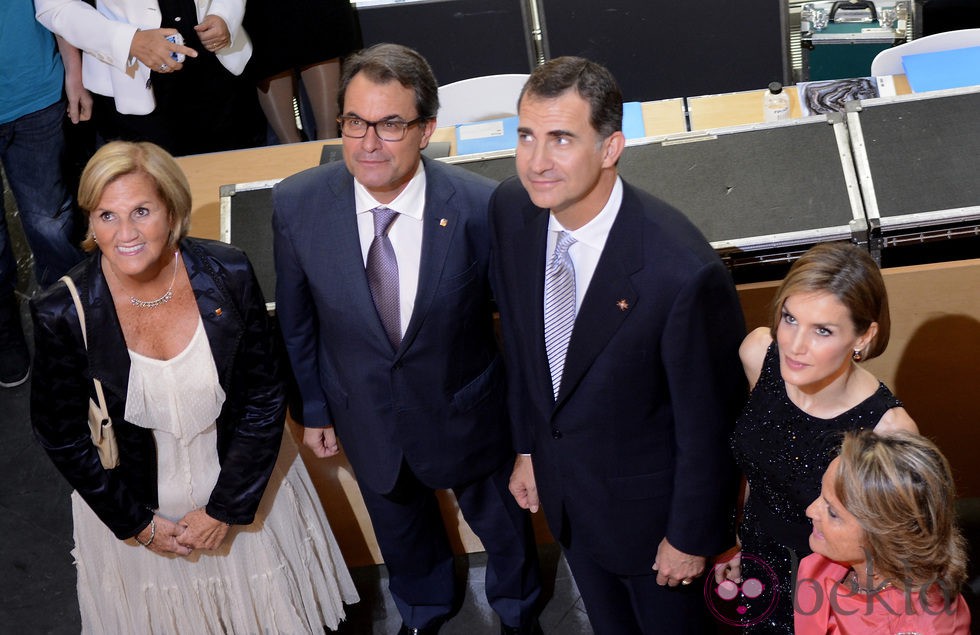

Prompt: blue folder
[455,116,519,155]
[622,101,647,139]
[902,46,980,93]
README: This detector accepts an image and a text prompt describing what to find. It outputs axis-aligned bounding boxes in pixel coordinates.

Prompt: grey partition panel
[537,0,788,102]
[618,117,864,266]
[846,87,980,247]
[219,180,281,311]
[442,151,518,182]
[353,0,534,84]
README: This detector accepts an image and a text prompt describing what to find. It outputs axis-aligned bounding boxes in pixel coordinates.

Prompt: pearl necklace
[121,250,180,309]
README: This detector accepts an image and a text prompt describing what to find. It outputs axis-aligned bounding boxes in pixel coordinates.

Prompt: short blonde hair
[835,430,967,595]
[77,141,192,252]
[769,242,890,360]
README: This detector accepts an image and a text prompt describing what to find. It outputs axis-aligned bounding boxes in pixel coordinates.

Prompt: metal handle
[829,0,878,22]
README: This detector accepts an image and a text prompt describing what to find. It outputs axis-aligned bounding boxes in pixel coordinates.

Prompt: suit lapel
[555,198,644,408]
[315,167,394,347]
[513,203,554,406]
[400,159,456,355]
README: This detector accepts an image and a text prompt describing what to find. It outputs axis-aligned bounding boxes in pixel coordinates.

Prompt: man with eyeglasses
[272,44,542,635]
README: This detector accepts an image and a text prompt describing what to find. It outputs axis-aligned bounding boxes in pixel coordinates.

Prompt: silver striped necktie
[544,231,577,399]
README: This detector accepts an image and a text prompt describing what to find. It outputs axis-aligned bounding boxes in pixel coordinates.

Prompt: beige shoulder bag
[60,275,120,470]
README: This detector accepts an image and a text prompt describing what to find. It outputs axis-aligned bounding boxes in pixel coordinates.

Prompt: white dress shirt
[354,162,426,338]
[545,176,624,311]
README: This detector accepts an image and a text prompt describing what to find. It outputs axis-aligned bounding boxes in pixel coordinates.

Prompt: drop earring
[852,348,862,361]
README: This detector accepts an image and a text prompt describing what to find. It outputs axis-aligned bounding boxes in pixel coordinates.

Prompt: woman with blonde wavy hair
[31,141,357,632]
[797,430,971,633]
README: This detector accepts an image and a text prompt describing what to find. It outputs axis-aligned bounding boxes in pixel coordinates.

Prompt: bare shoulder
[873,406,919,435]
[739,327,772,389]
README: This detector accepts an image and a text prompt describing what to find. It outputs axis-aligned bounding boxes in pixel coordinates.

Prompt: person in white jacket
[35,0,264,155]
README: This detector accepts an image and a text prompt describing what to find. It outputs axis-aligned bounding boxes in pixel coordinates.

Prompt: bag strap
[60,276,111,420]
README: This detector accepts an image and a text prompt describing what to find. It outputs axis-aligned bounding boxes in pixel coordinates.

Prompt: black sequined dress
[730,342,902,633]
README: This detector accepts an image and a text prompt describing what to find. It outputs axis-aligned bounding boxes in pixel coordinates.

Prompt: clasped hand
[653,537,707,587]
[713,549,743,585]
[176,508,230,551]
[194,15,231,53]
[138,509,229,557]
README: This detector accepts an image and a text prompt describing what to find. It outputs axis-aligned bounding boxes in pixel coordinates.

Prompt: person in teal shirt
[0,0,88,387]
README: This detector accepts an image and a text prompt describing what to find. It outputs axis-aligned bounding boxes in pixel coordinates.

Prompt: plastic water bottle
[763,82,791,122]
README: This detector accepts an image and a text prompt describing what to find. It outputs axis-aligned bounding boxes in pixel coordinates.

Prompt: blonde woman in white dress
[30,140,358,633]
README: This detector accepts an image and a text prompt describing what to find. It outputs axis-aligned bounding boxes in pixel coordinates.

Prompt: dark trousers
[561,520,710,635]
[359,460,541,630]
[0,99,84,295]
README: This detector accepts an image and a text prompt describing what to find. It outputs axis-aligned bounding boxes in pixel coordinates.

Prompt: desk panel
[687,75,914,131]
[687,88,805,131]
[641,98,688,136]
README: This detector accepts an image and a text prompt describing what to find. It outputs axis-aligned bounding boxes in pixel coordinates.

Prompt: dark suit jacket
[490,177,746,576]
[272,157,511,495]
[30,238,286,539]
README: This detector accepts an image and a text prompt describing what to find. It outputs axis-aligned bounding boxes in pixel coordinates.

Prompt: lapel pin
[616,299,629,312]
[439,218,448,227]
[214,308,222,316]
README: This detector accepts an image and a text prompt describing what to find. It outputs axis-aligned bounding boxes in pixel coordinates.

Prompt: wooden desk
[687,74,915,131]
[641,98,687,136]
[178,143,321,240]
[687,88,805,131]
[893,74,911,94]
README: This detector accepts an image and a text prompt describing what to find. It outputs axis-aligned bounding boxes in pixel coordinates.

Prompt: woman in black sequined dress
[719,243,918,633]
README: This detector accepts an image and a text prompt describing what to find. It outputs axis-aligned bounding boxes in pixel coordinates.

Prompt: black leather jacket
[30,237,286,540]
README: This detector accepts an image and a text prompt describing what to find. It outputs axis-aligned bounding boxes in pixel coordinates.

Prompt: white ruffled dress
[70,319,358,633]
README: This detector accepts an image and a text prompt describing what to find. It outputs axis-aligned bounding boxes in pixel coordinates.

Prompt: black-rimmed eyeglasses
[337,116,426,142]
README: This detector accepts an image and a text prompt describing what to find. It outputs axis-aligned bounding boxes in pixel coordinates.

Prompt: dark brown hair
[339,43,440,120]
[519,56,623,139]
[770,242,890,360]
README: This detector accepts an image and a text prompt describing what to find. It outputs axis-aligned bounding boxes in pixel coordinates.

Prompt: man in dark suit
[272,44,541,635]
[490,57,746,634]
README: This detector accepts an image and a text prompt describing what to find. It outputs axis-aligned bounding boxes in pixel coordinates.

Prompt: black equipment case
[801,0,909,80]
[845,85,980,266]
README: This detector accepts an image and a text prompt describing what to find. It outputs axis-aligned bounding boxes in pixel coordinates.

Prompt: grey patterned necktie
[544,231,577,399]
[367,206,401,349]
